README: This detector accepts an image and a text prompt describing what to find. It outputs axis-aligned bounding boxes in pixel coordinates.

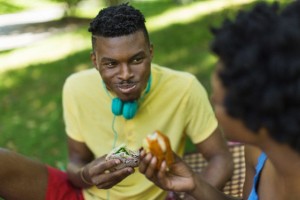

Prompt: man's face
[91,31,153,101]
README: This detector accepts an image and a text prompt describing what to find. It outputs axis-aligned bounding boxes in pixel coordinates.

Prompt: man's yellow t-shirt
[63,64,218,200]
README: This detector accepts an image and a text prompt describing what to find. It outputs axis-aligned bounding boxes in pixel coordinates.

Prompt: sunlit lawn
[0,0,60,14]
[1,0,261,167]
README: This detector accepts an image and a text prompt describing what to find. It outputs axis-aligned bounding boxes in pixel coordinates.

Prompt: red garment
[46,166,84,200]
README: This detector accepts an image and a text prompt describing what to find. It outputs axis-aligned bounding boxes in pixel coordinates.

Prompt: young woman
[139,1,300,199]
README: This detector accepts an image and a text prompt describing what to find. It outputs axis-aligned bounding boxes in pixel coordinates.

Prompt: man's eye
[132,57,143,64]
[103,62,116,68]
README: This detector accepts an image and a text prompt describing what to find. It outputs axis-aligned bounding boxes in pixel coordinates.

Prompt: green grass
[0,0,261,167]
[0,0,58,14]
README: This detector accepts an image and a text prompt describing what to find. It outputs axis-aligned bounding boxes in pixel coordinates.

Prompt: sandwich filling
[106,144,140,170]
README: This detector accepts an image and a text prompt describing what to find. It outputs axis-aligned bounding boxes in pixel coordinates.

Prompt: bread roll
[143,130,174,169]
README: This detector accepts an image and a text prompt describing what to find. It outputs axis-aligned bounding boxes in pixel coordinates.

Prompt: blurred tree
[104,0,126,6]
[51,0,82,16]
[173,0,194,4]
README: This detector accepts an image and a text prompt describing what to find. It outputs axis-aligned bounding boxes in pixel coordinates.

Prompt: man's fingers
[95,167,134,189]
[90,159,121,176]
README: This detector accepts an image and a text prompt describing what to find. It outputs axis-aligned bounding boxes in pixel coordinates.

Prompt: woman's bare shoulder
[245,145,262,166]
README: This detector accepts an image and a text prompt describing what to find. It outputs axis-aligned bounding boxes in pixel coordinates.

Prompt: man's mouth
[117,83,137,94]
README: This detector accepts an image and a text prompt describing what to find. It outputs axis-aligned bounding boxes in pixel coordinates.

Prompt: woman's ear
[90,52,98,70]
[257,127,271,140]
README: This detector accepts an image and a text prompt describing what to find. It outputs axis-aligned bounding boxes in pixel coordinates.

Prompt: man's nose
[118,64,134,80]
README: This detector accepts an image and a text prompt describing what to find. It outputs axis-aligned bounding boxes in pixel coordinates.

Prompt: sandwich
[143,130,174,169]
[105,144,140,170]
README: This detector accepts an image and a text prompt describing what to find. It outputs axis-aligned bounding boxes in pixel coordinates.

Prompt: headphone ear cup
[123,101,138,120]
[112,98,123,116]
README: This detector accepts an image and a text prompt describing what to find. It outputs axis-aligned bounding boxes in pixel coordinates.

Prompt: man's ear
[90,52,98,70]
[149,44,154,60]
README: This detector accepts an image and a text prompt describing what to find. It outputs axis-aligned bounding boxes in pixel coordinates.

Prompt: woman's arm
[243,145,261,198]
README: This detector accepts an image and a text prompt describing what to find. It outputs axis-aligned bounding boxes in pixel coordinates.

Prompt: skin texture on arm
[190,173,241,200]
[139,150,240,200]
[66,137,135,189]
[0,148,48,200]
[195,127,234,190]
[66,137,95,188]
[139,128,236,200]
[242,145,261,198]
[139,128,234,200]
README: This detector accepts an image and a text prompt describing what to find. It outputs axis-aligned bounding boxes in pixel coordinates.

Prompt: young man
[64,3,232,200]
[139,1,300,200]
[0,3,233,200]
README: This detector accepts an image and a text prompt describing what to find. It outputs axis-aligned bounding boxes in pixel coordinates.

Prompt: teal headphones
[110,74,152,120]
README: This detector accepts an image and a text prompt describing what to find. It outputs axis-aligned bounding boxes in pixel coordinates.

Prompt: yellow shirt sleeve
[185,77,218,144]
[62,75,84,142]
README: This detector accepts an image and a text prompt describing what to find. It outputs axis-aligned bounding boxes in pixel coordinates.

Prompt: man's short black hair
[211,1,300,151]
[88,3,150,50]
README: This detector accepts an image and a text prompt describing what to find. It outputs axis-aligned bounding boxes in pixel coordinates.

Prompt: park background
[0,0,282,168]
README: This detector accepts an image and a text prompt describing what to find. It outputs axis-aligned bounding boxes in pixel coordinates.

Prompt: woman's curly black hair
[88,3,150,50]
[211,1,300,152]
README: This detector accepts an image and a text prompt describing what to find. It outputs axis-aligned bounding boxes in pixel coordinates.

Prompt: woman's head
[211,1,300,151]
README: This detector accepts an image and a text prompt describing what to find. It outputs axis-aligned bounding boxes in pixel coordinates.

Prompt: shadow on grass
[0,49,92,167]
[132,0,181,18]
[150,2,252,92]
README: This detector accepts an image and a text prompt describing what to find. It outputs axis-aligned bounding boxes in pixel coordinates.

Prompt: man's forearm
[199,153,234,189]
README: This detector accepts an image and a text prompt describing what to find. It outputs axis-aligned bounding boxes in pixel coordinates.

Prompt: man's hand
[83,155,135,189]
[67,137,135,189]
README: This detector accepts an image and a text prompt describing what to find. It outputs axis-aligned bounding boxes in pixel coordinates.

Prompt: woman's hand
[139,150,196,193]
